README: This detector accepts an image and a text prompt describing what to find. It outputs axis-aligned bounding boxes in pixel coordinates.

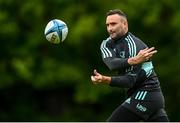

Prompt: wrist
[102,75,111,84]
[128,57,138,65]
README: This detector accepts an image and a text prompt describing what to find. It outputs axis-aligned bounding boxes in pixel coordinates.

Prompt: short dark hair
[106,9,127,20]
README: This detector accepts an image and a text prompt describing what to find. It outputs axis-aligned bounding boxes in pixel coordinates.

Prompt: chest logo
[119,51,125,58]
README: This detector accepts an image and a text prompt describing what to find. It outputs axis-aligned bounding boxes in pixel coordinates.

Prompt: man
[91,9,169,122]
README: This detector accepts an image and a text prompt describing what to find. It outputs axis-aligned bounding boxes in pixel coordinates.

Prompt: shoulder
[127,32,148,48]
[125,32,139,42]
[126,32,141,42]
[100,37,112,48]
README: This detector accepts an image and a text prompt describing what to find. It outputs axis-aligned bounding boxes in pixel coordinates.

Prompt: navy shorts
[122,88,168,120]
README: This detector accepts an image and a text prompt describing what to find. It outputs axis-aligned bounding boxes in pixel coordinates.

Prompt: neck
[113,32,128,41]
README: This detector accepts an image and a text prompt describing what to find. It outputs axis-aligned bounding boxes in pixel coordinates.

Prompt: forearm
[91,69,147,88]
[110,75,136,88]
[103,57,130,71]
[101,75,111,84]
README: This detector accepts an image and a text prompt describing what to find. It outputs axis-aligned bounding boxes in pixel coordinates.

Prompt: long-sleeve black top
[100,32,159,93]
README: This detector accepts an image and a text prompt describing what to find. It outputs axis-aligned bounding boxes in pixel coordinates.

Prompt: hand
[91,69,103,84]
[128,47,157,65]
[91,69,111,85]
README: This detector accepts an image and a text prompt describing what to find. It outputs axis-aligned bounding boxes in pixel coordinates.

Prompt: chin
[111,36,118,40]
[110,35,116,39]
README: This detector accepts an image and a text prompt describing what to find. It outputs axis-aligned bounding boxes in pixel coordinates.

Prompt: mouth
[109,31,114,35]
[110,32,116,37]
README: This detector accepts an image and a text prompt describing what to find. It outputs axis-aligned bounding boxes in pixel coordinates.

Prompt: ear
[123,20,128,26]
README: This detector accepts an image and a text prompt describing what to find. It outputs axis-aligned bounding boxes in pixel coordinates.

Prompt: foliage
[0,0,180,121]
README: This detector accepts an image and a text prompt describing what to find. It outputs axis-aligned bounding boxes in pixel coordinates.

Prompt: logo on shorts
[136,103,147,112]
[125,98,131,104]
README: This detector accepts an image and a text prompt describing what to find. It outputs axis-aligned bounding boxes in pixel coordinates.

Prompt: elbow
[126,75,136,88]
[107,65,116,71]
[103,58,117,71]
[105,62,117,71]
[127,82,134,88]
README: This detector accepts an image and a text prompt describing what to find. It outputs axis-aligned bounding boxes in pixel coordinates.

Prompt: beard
[110,31,124,40]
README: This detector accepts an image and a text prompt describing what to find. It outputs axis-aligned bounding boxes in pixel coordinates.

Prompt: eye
[106,23,109,27]
[111,22,116,26]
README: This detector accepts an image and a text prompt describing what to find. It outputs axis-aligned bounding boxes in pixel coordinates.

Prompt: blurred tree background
[0,0,180,121]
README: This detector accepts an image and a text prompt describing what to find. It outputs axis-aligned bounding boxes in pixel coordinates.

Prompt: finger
[139,48,149,54]
[144,49,157,57]
[94,76,100,80]
[94,69,97,75]
[91,76,96,81]
[94,69,101,76]
[141,47,148,52]
[91,76,99,84]
[146,47,155,53]
[144,47,149,50]
[146,51,157,60]
[92,81,98,84]
[148,54,153,58]
[148,50,157,55]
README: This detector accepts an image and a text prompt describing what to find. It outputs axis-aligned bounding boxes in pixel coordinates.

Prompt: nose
[107,25,113,33]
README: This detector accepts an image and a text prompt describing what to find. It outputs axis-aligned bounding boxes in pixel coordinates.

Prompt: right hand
[91,69,111,85]
[91,70,103,84]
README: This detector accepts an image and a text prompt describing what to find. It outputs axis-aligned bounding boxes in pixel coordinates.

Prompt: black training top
[100,32,159,94]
